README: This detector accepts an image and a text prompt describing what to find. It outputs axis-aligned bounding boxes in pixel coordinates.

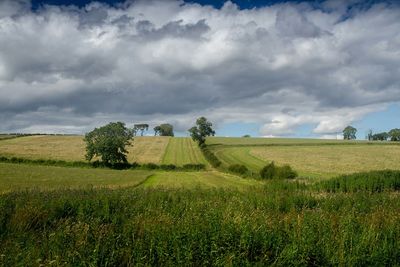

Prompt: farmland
[208,137,400,179]
[1,135,400,265]
[162,137,208,166]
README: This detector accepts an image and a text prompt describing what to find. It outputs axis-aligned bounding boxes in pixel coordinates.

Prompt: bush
[276,165,298,179]
[201,147,221,168]
[228,164,248,175]
[182,164,206,171]
[142,163,159,170]
[160,164,177,170]
[260,162,276,179]
[260,162,297,180]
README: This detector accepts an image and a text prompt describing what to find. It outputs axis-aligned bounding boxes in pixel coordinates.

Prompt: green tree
[188,117,215,146]
[84,122,133,165]
[133,124,149,136]
[343,125,357,140]
[389,128,400,141]
[154,123,174,136]
[372,132,389,141]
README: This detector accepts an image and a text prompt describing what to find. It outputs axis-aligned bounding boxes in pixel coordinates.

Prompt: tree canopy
[343,126,357,140]
[389,128,400,141]
[84,122,133,165]
[154,124,174,136]
[188,117,215,146]
[133,124,149,136]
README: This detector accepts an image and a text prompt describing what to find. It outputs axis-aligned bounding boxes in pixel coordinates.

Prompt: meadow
[208,137,400,179]
[1,135,400,265]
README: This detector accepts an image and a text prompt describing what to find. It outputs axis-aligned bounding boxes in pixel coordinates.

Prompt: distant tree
[242,134,251,138]
[133,124,149,136]
[343,126,357,140]
[188,117,215,146]
[154,124,174,136]
[366,129,373,141]
[153,126,161,136]
[389,128,400,141]
[84,122,133,165]
[372,132,389,141]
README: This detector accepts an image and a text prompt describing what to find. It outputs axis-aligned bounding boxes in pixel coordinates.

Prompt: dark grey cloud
[0,0,399,135]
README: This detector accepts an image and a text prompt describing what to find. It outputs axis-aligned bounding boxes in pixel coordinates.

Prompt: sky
[0,0,399,138]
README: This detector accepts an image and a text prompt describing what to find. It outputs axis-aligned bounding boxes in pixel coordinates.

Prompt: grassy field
[143,171,262,189]
[0,135,171,164]
[1,178,399,266]
[0,163,152,193]
[162,137,208,166]
[207,137,400,179]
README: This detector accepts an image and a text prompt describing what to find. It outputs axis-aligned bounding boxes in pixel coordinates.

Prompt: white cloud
[0,0,399,135]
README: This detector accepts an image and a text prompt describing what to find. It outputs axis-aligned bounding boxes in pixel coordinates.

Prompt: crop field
[208,137,400,179]
[162,137,208,166]
[126,136,170,163]
[0,163,152,193]
[0,135,171,164]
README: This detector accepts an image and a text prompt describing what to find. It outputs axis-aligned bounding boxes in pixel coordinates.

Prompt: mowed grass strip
[250,144,400,179]
[162,137,208,166]
[0,163,153,193]
[142,171,262,189]
[213,146,266,171]
[126,136,170,164]
[0,135,170,164]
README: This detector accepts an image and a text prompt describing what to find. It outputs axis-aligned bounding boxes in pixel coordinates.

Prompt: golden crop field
[0,135,170,164]
[250,145,400,178]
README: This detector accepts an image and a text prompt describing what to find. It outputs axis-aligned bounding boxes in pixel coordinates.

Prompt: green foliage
[260,162,298,180]
[389,128,400,141]
[133,124,149,136]
[260,162,276,179]
[242,134,251,138]
[154,124,174,136]
[228,164,248,175]
[343,125,357,140]
[84,122,133,165]
[188,117,215,146]
[182,164,206,171]
[372,132,389,141]
[1,187,400,266]
[316,170,400,193]
[200,146,221,168]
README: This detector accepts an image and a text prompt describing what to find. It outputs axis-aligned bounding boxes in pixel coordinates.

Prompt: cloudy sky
[0,0,399,138]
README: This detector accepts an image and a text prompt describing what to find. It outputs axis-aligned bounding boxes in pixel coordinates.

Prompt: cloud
[0,0,399,135]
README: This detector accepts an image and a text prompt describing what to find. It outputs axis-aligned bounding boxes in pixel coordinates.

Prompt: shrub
[260,162,276,179]
[260,162,298,180]
[276,165,298,179]
[182,164,206,171]
[201,147,221,168]
[142,163,159,170]
[228,164,248,175]
[160,164,177,170]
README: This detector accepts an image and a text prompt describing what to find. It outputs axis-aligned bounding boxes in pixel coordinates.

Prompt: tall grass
[316,170,400,193]
[1,184,399,266]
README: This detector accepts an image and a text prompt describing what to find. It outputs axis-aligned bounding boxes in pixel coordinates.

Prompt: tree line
[343,125,400,141]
